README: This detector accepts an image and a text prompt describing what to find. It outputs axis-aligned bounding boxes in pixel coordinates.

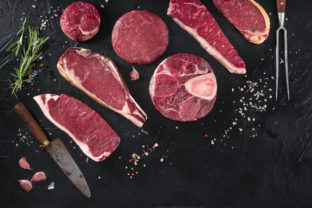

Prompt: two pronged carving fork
[275,0,290,101]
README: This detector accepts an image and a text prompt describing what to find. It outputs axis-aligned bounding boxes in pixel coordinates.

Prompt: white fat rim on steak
[59,48,147,127]
[34,94,111,162]
[171,18,246,74]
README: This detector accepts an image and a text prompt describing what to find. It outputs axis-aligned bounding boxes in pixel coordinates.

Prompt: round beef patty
[149,54,217,122]
[112,10,169,65]
[60,1,100,41]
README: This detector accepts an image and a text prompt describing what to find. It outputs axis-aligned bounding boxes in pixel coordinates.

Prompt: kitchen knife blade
[47,138,91,198]
[14,103,91,198]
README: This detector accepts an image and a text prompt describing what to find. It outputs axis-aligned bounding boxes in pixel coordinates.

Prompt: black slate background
[1,0,312,207]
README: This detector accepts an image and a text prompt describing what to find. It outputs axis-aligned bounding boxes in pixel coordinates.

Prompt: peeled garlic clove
[19,157,31,170]
[31,172,47,182]
[18,179,32,192]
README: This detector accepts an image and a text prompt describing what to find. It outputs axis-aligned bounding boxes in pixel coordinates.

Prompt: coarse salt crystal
[48,182,55,190]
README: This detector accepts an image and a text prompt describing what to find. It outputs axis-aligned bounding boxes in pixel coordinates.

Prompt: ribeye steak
[149,54,217,121]
[212,0,270,44]
[167,0,246,74]
[60,1,100,41]
[34,94,120,162]
[57,47,147,127]
[112,10,169,65]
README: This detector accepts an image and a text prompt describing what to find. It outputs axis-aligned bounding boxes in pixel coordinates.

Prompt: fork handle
[276,0,286,13]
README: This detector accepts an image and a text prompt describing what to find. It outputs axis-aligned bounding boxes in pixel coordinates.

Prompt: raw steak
[60,2,100,41]
[167,0,246,74]
[212,0,270,44]
[34,94,120,162]
[57,47,147,127]
[149,54,217,121]
[112,10,169,65]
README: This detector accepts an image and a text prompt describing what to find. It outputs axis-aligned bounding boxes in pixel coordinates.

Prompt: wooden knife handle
[276,0,286,13]
[14,103,50,147]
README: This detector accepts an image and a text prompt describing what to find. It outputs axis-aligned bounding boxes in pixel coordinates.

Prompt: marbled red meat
[112,10,169,65]
[149,54,217,121]
[60,2,100,41]
[167,0,246,74]
[57,47,147,127]
[34,94,120,162]
[212,0,270,44]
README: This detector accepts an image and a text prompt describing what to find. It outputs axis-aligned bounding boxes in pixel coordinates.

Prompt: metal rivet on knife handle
[14,103,51,147]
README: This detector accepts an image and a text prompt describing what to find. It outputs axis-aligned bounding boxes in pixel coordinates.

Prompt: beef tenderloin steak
[112,10,169,65]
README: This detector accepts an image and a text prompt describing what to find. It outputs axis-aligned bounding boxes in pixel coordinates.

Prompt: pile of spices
[203,71,274,146]
[125,142,159,179]
[38,6,62,31]
[14,128,34,147]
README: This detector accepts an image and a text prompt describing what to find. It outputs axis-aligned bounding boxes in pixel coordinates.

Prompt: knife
[14,103,91,198]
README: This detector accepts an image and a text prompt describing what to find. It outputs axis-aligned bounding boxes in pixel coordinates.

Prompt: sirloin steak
[57,47,147,127]
[60,1,100,41]
[212,0,270,44]
[112,10,169,65]
[167,0,246,74]
[149,54,217,122]
[34,94,120,162]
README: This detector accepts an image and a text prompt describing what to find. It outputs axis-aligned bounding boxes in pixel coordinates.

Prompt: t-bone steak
[167,0,246,74]
[212,0,270,44]
[57,47,147,127]
[34,94,120,162]
[60,2,100,41]
[149,54,217,121]
[112,10,169,65]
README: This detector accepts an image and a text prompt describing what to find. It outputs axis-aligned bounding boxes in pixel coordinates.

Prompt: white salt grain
[48,182,55,190]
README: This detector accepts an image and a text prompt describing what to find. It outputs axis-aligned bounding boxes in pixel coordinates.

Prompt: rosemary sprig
[6,19,49,96]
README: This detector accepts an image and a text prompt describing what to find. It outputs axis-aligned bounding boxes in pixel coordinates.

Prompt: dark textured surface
[0,0,312,207]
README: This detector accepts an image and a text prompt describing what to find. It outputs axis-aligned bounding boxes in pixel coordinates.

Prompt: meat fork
[275,0,290,101]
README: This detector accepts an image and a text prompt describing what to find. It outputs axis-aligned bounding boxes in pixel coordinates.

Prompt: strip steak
[57,47,147,127]
[34,94,120,162]
[149,54,217,121]
[212,0,270,44]
[167,0,246,74]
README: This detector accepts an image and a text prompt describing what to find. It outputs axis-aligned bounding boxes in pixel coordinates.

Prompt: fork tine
[275,29,280,101]
[284,30,290,100]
